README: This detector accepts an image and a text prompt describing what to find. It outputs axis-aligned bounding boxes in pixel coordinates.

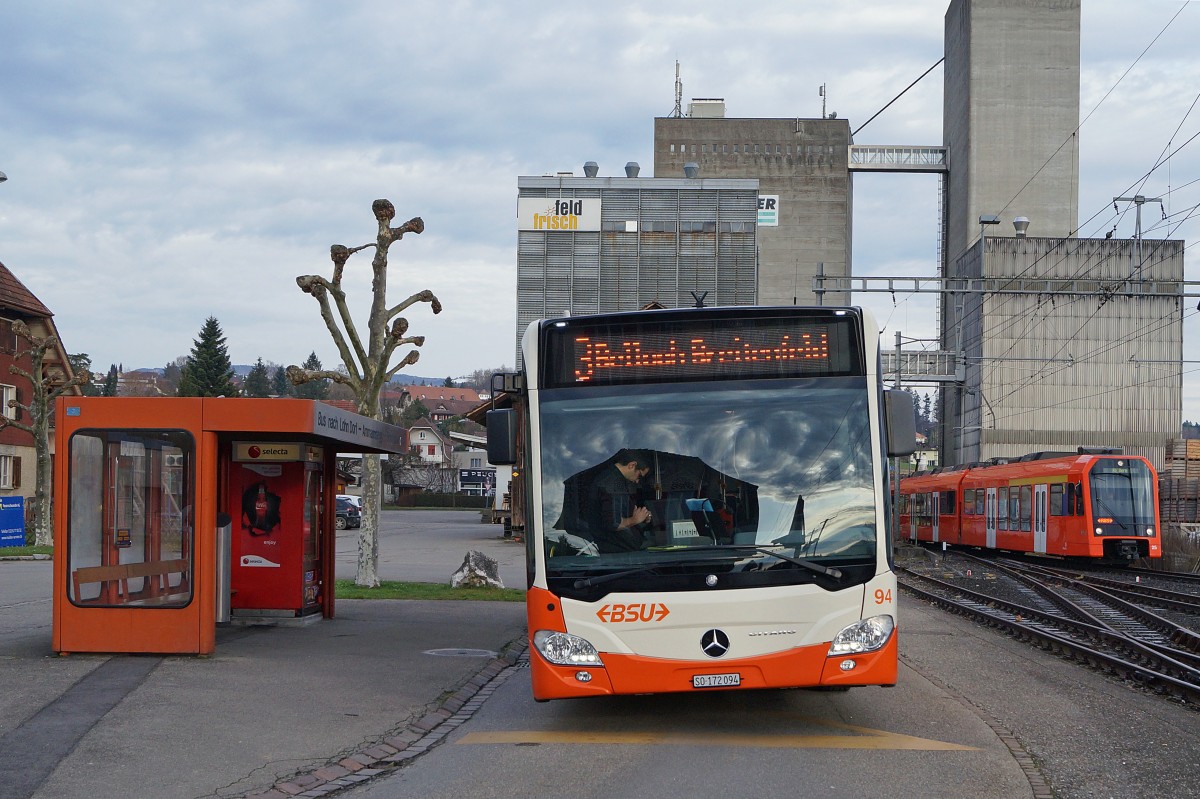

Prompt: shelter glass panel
[67,430,195,608]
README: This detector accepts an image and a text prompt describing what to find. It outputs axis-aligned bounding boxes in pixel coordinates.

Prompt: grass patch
[0,545,53,557]
[334,579,524,602]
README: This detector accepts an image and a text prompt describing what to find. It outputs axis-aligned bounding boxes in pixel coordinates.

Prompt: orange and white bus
[487,306,916,701]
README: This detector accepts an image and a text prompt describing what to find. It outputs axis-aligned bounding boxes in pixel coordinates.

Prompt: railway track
[896,551,1200,707]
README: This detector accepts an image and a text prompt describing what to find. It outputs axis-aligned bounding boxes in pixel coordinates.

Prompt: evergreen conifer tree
[102,364,119,396]
[177,317,240,397]
[271,365,293,397]
[293,352,329,400]
[244,357,272,397]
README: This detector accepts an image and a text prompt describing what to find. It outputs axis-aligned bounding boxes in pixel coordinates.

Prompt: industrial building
[948,234,1184,467]
[653,102,853,307]
[937,0,1182,467]
[510,0,1184,470]
[514,165,759,363]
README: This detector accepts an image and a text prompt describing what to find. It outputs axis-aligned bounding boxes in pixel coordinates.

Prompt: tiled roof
[320,399,360,414]
[0,261,53,317]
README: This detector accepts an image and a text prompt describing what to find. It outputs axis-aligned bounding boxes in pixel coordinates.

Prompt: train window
[1050,484,1065,516]
[915,493,930,526]
[941,491,956,514]
[975,490,984,516]
[997,487,1009,530]
[1018,485,1032,532]
[1074,483,1085,516]
[963,488,974,514]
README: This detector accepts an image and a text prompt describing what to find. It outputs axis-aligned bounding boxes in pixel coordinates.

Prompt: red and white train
[898,450,1162,562]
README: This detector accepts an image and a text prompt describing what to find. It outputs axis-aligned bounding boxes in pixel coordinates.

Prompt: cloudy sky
[1,1,1198,412]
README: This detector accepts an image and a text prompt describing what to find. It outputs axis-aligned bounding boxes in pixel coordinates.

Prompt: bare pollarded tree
[288,199,441,587]
[0,320,90,546]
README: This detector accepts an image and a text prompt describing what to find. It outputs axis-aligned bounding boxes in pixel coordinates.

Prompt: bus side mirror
[884,390,918,457]
[486,409,518,465]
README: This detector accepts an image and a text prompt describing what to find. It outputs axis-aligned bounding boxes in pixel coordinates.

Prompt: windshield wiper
[569,566,660,589]
[654,544,845,579]
[1092,493,1130,531]
[746,546,843,579]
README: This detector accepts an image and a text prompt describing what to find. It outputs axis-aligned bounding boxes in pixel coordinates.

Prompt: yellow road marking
[458,728,976,751]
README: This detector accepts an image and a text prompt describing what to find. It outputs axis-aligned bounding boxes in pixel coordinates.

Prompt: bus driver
[557,449,654,553]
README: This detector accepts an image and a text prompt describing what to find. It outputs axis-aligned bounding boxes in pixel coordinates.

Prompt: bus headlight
[533,630,604,666]
[829,615,894,656]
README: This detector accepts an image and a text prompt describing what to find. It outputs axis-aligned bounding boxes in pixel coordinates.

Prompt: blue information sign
[0,496,26,547]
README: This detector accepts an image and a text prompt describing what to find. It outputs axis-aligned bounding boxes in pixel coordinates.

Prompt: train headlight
[829,615,895,656]
[533,630,604,666]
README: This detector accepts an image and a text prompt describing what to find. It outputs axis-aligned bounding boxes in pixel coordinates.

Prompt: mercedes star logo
[701,629,730,658]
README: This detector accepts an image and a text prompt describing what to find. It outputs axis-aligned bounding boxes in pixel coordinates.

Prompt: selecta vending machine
[229,442,326,618]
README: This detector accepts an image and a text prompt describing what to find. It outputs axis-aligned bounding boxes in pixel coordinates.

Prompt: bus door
[985,487,997,549]
[932,493,940,543]
[1033,484,1048,554]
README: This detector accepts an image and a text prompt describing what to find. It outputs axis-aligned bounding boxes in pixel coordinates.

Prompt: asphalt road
[334,509,527,587]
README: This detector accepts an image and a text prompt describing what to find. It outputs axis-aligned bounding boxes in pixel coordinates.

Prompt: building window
[722,144,728,153]
[427,445,436,456]
[470,458,482,468]
[0,455,18,489]
[0,384,16,420]
[670,144,675,153]
[0,320,17,354]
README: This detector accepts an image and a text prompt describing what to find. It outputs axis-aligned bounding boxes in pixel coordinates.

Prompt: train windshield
[1088,459,1156,534]
[536,376,878,595]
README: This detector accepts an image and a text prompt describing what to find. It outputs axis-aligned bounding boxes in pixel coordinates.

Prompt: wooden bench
[72,559,190,604]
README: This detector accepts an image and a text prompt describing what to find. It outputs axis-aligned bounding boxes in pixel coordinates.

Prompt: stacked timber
[1164,439,1200,479]
[1159,476,1200,523]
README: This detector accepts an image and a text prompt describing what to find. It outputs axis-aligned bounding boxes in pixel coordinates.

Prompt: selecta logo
[247,445,291,459]
[596,603,670,623]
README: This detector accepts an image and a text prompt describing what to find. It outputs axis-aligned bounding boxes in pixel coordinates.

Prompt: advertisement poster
[0,496,24,547]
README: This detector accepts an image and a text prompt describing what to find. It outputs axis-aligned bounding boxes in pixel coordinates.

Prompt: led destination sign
[541,313,863,388]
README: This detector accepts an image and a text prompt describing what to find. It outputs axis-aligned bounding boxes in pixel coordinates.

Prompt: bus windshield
[537,376,878,585]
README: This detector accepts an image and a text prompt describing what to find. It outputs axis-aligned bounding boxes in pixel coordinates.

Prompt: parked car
[337,494,363,509]
[335,497,361,530]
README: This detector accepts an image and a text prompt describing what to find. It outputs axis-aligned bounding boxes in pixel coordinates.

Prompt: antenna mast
[1114,194,1165,272]
[673,61,683,118]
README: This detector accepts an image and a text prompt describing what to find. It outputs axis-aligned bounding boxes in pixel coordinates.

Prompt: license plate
[693,673,740,688]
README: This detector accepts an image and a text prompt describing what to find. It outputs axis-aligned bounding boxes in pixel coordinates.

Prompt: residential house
[0,260,79,512]
[385,385,484,423]
[400,418,454,493]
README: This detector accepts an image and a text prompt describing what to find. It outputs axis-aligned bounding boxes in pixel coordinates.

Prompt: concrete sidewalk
[0,510,530,799]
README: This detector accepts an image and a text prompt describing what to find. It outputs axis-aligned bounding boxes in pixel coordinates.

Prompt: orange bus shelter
[52,397,404,655]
